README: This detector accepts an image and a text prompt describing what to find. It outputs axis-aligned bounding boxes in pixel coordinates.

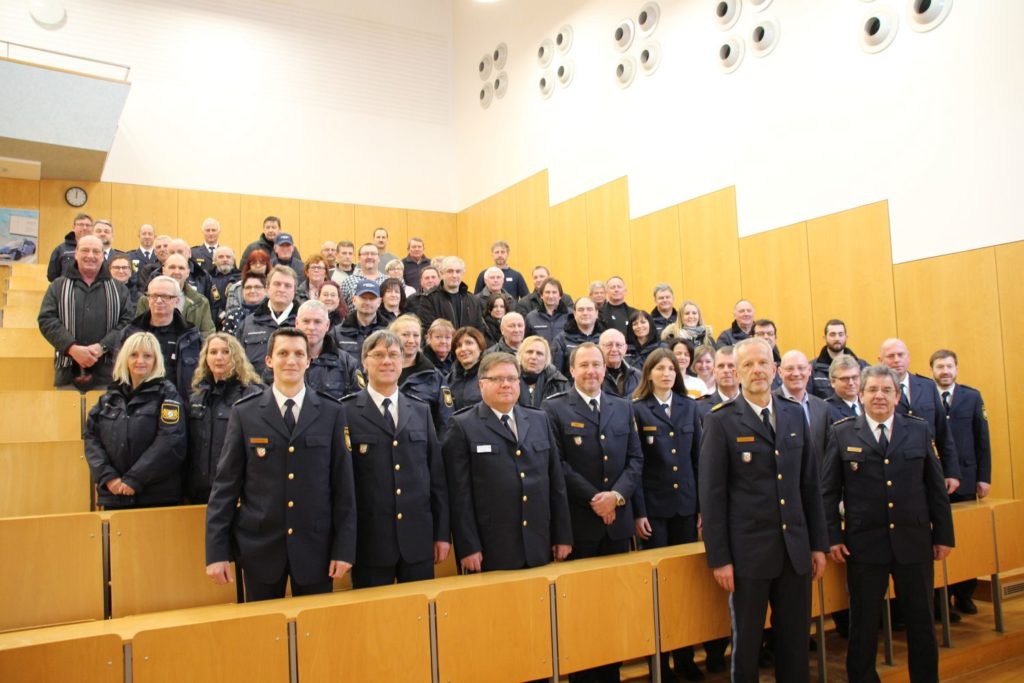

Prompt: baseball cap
[275,233,294,246]
[354,280,380,297]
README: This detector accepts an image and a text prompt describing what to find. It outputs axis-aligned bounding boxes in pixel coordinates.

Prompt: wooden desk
[654,544,732,650]
[0,391,82,443]
[0,441,91,517]
[0,513,104,632]
[1,306,42,328]
[0,634,122,683]
[946,502,998,584]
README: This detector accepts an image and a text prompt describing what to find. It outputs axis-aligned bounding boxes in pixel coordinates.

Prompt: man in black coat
[343,330,450,588]
[931,349,991,614]
[544,341,643,683]
[46,213,93,281]
[823,364,954,683]
[205,328,356,601]
[419,256,485,334]
[442,352,572,573]
[879,338,961,492]
[699,338,828,683]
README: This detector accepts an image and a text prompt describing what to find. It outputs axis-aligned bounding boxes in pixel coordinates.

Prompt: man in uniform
[810,319,868,399]
[343,330,450,587]
[191,217,224,273]
[699,337,828,683]
[697,346,740,417]
[825,355,863,423]
[716,299,755,348]
[209,246,241,329]
[442,352,572,572]
[235,265,299,369]
[127,223,157,273]
[205,327,356,601]
[46,213,93,281]
[931,349,991,615]
[878,338,960,493]
[544,341,642,683]
[823,364,954,682]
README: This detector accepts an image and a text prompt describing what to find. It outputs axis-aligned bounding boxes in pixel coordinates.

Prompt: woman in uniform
[84,331,187,509]
[185,332,263,503]
[515,335,568,409]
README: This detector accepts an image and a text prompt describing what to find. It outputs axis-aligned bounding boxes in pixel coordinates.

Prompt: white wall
[453,0,1024,263]
[0,0,457,211]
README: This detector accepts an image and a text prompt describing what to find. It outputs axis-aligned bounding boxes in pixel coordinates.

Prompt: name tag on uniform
[477,445,492,453]
[505,277,513,282]
[250,438,269,444]
[736,436,755,443]
[847,446,863,453]
[570,421,585,429]
[642,426,658,432]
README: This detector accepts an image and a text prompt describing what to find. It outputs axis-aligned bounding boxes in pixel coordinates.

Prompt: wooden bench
[0,634,122,683]
[2,290,43,309]
[0,328,57,390]
[0,513,104,632]
[0,441,91,517]
[0,391,83,442]
[0,306,42,328]
[108,506,238,617]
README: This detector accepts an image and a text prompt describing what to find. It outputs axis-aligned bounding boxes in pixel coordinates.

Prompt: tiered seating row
[0,500,1019,683]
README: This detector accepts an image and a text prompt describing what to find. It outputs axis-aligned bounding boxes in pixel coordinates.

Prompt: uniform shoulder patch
[711,402,726,412]
[546,391,568,400]
[356,371,366,389]
[441,386,454,408]
[160,402,181,424]
[315,389,343,403]
[453,405,475,415]
[833,416,856,425]
[234,390,262,405]
[340,392,359,403]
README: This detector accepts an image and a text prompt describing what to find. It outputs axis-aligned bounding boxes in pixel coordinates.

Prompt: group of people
[36,215,992,683]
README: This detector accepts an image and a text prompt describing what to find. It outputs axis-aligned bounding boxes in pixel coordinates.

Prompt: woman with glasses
[222,273,267,335]
[316,279,345,327]
[630,348,706,681]
[85,332,187,509]
[185,333,263,503]
[224,251,271,317]
[447,326,486,410]
[296,255,329,303]
[108,253,141,309]
[379,277,408,324]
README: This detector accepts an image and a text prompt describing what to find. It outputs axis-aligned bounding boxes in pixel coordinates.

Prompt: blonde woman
[85,332,186,509]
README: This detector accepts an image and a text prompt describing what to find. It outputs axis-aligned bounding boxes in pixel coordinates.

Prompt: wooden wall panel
[630,206,682,318]
[109,183,179,251]
[996,242,1023,497]
[584,178,632,288]
[548,194,590,302]
[677,187,741,339]
[455,201,481,276]
[894,248,1012,498]
[353,205,408,261]
[0,179,40,210]
[407,209,457,262]
[38,180,112,255]
[469,187,517,284]
[807,201,897,361]
[177,190,242,256]
[513,171,552,282]
[739,222,815,356]
[239,195,300,251]
[298,200,355,262]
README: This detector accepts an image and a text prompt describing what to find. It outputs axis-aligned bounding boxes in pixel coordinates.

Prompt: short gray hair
[861,364,899,390]
[297,299,329,318]
[829,354,861,379]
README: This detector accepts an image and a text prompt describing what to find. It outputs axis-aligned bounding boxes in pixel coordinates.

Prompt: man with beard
[810,320,868,399]
[209,246,241,329]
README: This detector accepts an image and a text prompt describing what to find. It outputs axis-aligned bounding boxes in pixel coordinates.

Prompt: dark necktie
[941,391,951,414]
[283,398,296,433]
[382,397,396,434]
[898,383,910,411]
[589,398,599,414]
[500,414,517,440]
[878,423,889,452]
[662,402,671,418]
[760,407,775,441]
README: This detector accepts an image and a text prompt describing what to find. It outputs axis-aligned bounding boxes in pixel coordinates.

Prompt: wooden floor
[612,595,1024,682]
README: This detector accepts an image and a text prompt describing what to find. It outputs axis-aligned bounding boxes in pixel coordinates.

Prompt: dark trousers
[568,533,631,683]
[639,515,700,672]
[730,559,812,683]
[352,557,434,589]
[242,561,333,602]
[847,560,937,683]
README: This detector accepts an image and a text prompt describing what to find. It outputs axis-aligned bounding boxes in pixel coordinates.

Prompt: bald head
[599,328,627,368]
[168,239,191,258]
[500,312,525,349]
[879,338,910,380]
[75,235,104,278]
[779,350,811,398]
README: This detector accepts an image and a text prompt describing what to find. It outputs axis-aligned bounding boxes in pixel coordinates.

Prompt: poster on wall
[0,209,40,264]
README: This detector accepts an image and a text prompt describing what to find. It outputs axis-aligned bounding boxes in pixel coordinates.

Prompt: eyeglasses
[307,265,326,271]
[109,265,132,271]
[481,376,519,385]
[366,351,403,362]
[243,285,265,291]
[147,293,178,302]
[834,375,860,383]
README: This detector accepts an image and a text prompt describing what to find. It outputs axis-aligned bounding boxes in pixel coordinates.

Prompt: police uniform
[442,402,572,571]
[632,391,703,679]
[84,378,187,509]
[699,396,828,683]
[543,390,643,558]
[897,373,961,482]
[826,394,861,423]
[205,386,356,601]
[822,413,954,682]
[343,389,449,587]
[186,377,263,503]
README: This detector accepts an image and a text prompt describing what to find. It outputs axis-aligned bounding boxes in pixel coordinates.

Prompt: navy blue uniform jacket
[699,397,829,579]
[944,384,992,493]
[543,390,644,544]
[631,393,702,520]
[205,387,357,585]
[443,403,572,570]
[343,390,450,567]
[822,414,954,564]
[899,373,961,481]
